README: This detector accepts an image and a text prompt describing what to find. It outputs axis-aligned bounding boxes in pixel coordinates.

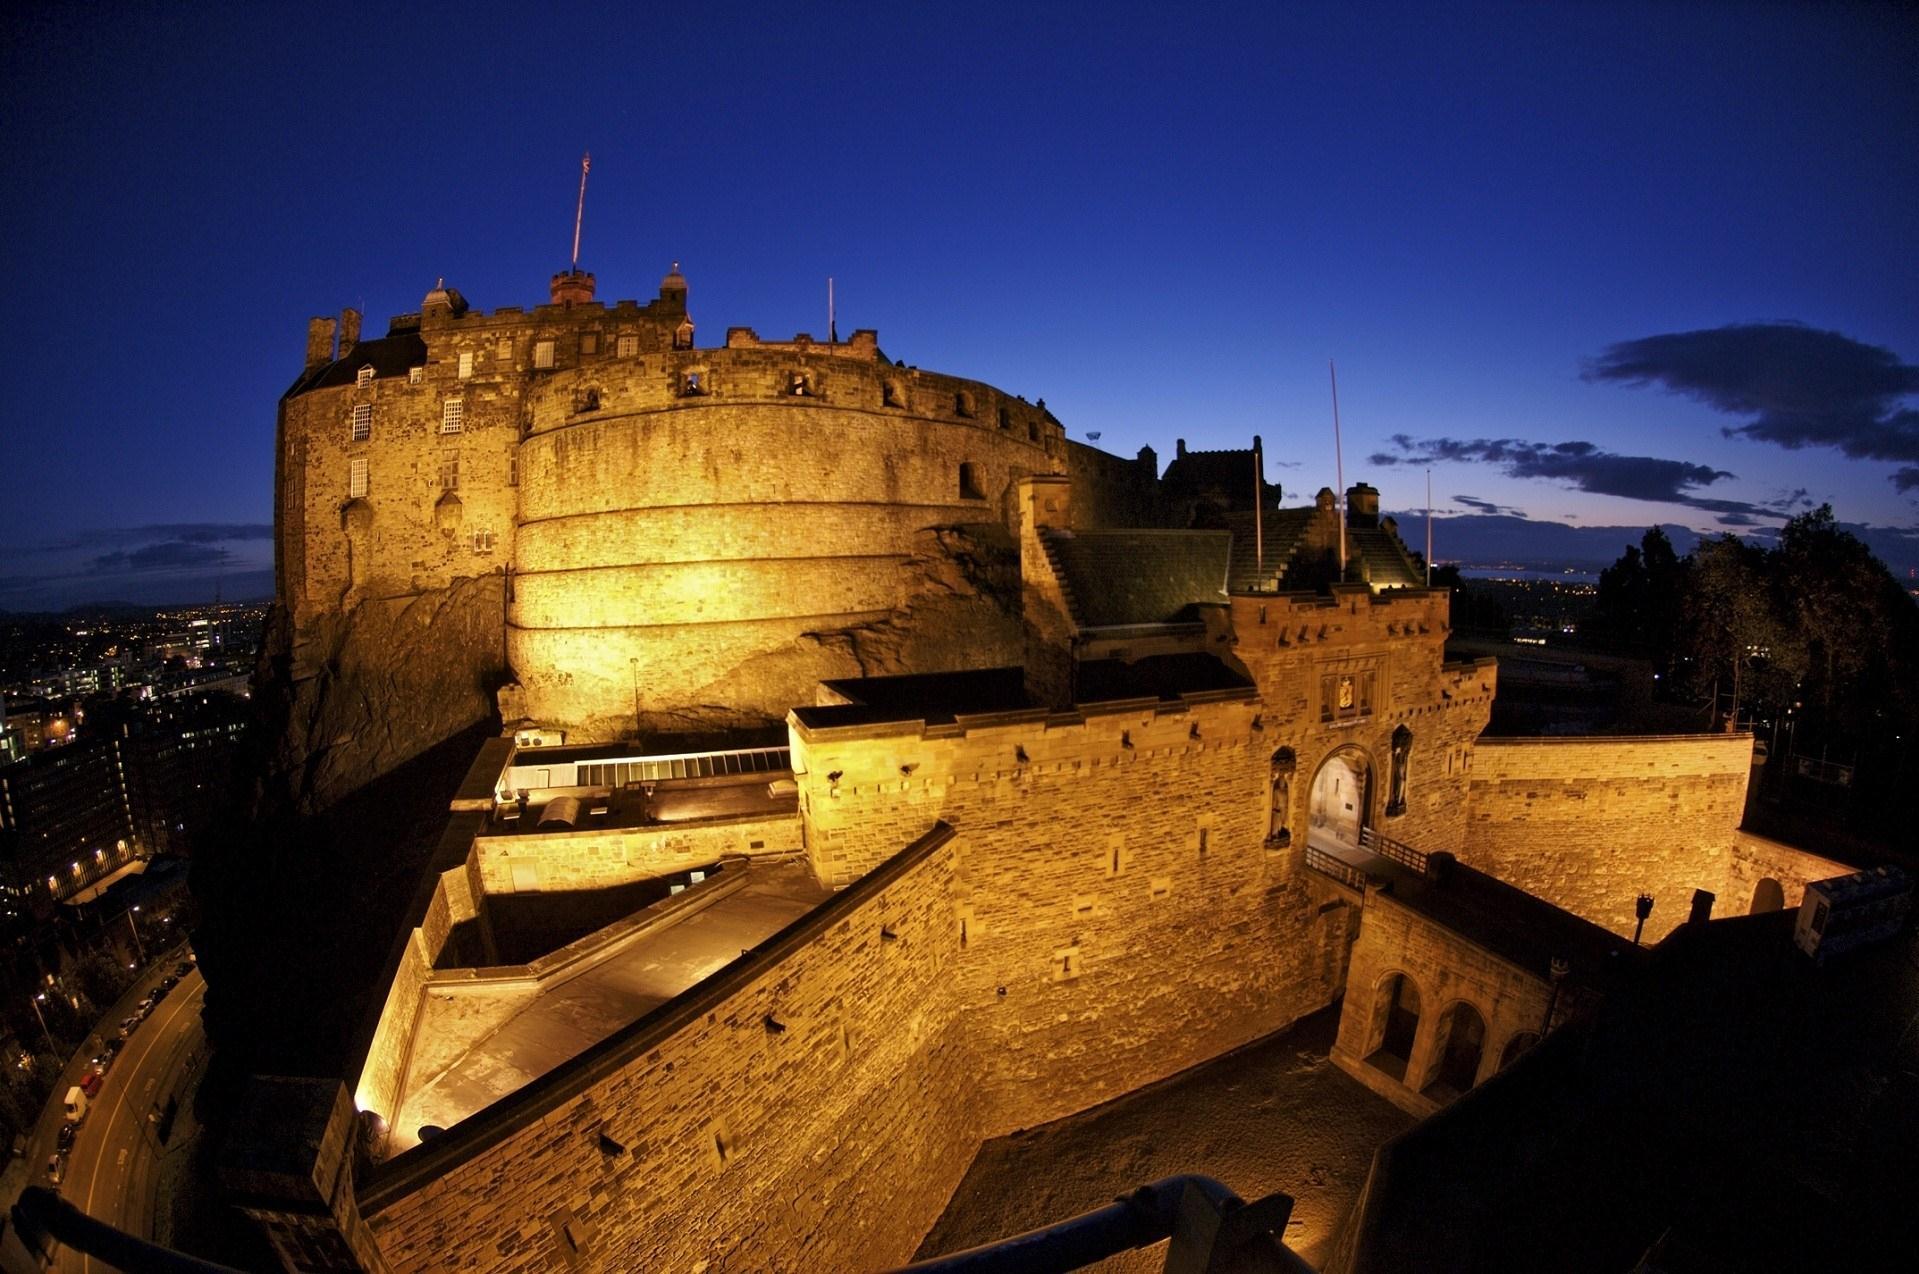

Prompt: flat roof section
[795,655,1255,731]
[389,856,830,1153]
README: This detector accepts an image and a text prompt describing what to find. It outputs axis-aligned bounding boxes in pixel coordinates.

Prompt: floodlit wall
[469,812,800,893]
[1462,735,1753,941]
[1332,889,1554,1118]
[363,828,982,1273]
[1726,829,1855,916]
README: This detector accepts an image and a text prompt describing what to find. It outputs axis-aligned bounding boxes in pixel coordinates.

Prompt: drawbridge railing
[1360,826,1428,873]
[1303,844,1371,891]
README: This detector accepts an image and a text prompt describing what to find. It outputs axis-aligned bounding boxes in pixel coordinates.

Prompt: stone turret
[549,268,595,307]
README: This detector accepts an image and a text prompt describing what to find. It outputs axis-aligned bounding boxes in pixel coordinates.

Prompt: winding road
[53,969,205,1273]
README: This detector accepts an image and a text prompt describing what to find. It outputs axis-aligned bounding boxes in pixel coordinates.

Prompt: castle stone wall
[362,829,982,1273]
[1331,887,1553,1117]
[1462,735,1753,941]
[470,812,800,894]
[1726,829,1854,917]
[792,693,1356,1134]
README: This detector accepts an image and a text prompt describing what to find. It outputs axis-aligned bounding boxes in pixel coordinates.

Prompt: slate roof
[1160,446,1279,504]
[791,655,1253,730]
[284,331,429,398]
[1041,529,1231,628]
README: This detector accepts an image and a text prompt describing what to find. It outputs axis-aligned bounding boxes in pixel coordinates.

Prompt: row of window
[345,398,465,442]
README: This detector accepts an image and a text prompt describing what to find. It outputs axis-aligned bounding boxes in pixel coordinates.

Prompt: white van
[62,1087,88,1123]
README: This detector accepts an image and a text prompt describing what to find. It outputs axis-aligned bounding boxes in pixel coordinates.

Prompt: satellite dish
[1086,431,1102,441]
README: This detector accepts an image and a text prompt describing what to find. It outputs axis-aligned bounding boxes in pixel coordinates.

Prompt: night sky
[3,1,1915,608]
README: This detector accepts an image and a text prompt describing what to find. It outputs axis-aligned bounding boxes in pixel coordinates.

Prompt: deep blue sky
[3,1,1916,607]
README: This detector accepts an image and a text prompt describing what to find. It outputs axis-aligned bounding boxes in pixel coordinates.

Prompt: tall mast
[828,276,837,343]
[1426,468,1433,587]
[570,152,591,272]
[1253,435,1265,586]
[1330,360,1347,578]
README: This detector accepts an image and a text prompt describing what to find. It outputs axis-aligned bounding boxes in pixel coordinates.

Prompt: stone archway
[1750,877,1785,915]
[1310,746,1373,848]
[1423,1001,1488,1100]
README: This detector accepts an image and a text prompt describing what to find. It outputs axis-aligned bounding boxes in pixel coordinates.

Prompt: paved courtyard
[917,1005,1413,1271]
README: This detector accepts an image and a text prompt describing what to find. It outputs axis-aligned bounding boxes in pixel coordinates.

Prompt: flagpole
[1426,468,1433,587]
[1253,435,1265,587]
[1330,360,1346,578]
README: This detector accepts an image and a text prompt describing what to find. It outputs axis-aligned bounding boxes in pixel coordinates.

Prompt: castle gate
[1310,746,1373,849]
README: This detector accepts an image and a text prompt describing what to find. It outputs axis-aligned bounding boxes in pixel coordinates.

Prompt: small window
[533,340,556,369]
[997,406,1011,430]
[681,371,705,396]
[1028,419,1040,442]
[882,381,900,407]
[348,457,368,499]
[471,528,495,554]
[439,456,459,491]
[355,366,374,387]
[496,339,512,361]
[617,334,639,358]
[581,331,600,355]
[350,403,372,442]
[955,391,974,418]
[458,351,474,379]
[788,372,811,397]
[507,450,519,487]
[408,366,424,385]
[441,398,464,434]
[673,317,695,350]
[959,462,984,500]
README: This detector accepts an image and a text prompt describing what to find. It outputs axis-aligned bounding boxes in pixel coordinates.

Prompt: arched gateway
[1310,746,1373,848]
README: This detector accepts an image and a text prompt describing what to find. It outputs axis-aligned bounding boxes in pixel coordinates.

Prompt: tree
[1681,535,1805,729]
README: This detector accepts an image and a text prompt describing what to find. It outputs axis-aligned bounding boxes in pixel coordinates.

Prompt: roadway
[52,969,206,1273]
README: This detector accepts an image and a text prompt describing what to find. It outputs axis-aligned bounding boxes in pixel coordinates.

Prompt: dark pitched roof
[1348,524,1424,588]
[284,331,430,399]
[1042,529,1230,628]
[791,656,1253,731]
[1219,507,1427,593]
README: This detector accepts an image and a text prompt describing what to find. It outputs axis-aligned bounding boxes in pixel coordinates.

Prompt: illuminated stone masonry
[238,264,1853,1272]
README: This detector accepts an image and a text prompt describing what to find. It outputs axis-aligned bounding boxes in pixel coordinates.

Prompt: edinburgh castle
[232,262,1866,1272]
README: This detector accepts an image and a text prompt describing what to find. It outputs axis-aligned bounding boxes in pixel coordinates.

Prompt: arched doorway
[1310,747,1373,848]
[1750,877,1785,914]
[1423,1001,1488,1099]
[1497,1030,1540,1073]
[1365,972,1421,1082]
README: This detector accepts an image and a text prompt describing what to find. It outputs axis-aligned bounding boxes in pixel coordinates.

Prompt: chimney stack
[338,308,361,355]
[305,316,337,369]
[1688,889,1716,925]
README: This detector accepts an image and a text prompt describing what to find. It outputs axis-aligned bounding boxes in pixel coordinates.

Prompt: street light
[126,906,147,964]
[29,993,54,1053]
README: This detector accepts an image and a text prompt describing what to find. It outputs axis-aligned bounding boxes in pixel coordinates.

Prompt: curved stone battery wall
[509,347,1061,738]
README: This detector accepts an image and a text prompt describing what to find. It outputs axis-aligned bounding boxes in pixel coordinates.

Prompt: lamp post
[126,906,147,965]
[1633,894,1654,945]
[29,993,54,1053]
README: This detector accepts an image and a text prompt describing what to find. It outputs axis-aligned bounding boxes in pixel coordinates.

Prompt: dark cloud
[1452,494,1525,517]
[90,541,231,573]
[1584,322,1919,487]
[1371,434,1758,523]
[49,522,273,551]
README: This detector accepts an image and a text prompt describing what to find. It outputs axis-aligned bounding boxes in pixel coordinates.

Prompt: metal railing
[1360,826,1427,873]
[1304,845,1370,891]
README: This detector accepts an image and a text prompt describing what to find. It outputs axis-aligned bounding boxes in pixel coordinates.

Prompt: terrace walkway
[389,855,830,1154]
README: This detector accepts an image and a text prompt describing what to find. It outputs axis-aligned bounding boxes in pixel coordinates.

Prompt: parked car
[45,1152,64,1185]
[174,958,194,977]
[158,975,178,992]
[87,1052,110,1073]
[80,1071,103,1099]
[103,1037,123,1057]
[55,1124,75,1153]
